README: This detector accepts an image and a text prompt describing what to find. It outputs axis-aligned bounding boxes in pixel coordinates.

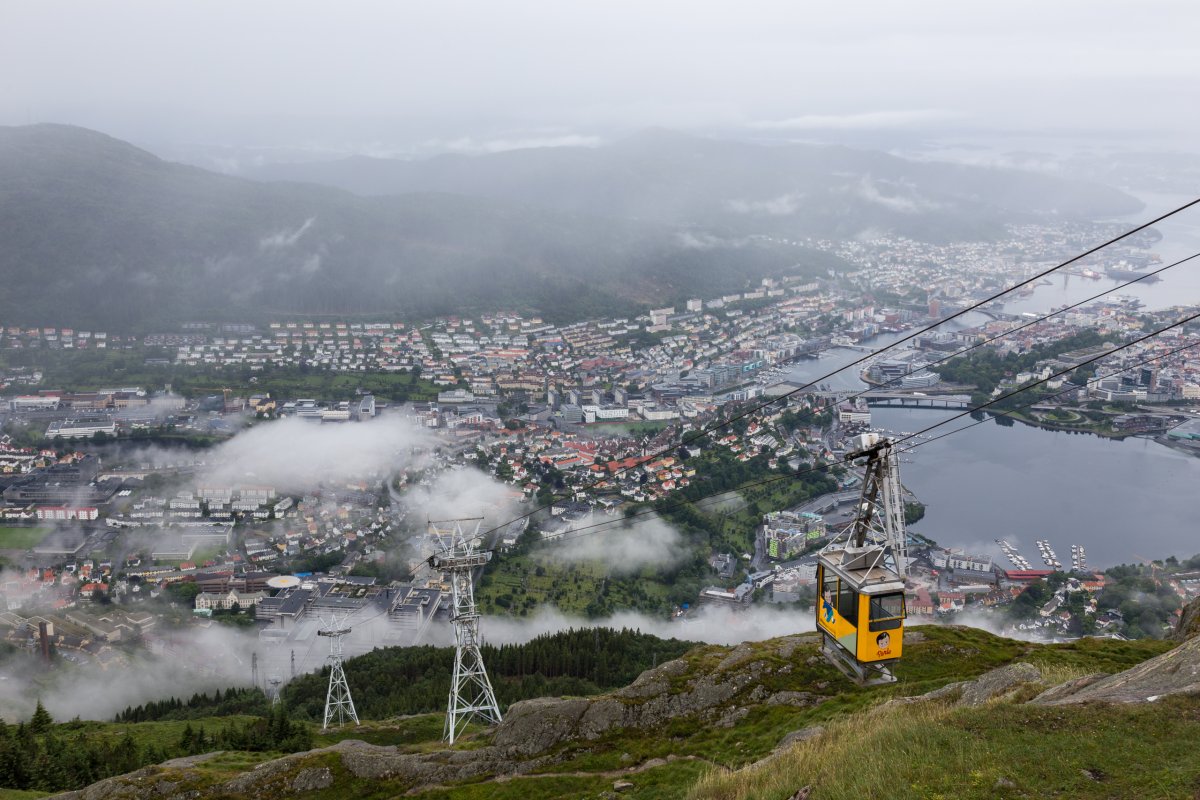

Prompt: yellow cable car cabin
[814,433,909,684]
[815,551,906,677]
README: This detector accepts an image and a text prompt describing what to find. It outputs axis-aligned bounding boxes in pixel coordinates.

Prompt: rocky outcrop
[493,635,822,756]
[892,662,1044,709]
[50,739,541,800]
[1173,597,1200,642]
[1032,634,1200,705]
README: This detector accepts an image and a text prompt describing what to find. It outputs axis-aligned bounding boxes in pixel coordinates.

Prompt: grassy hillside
[20,626,1187,800]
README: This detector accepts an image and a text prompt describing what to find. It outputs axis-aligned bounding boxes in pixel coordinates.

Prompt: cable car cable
[473,199,1200,540]
[513,314,1200,550]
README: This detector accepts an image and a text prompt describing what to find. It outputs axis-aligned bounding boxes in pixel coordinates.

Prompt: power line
[483,253,1200,549]
[516,312,1200,550]
[853,251,1200,397]
[896,336,1200,454]
[886,309,1200,448]
[532,331,1200,550]
[478,198,1200,538]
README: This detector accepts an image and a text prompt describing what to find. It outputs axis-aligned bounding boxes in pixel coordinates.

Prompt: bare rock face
[1173,597,1200,642]
[1033,635,1200,705]
[1028,673,1109,705]
[776,725,826,751]
[48,753,223,800]
[957,662,1042,706]
[492,652,761,755]
[909,662,1043,708]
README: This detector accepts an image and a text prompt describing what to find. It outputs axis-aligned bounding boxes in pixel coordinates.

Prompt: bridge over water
[810,389,972,409]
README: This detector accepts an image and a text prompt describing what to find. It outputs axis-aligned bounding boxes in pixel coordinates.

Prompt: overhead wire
[478,246,1199,547]
[833,250,1200,400]
[512,309,1200,550]
[476,197,1200,538]
[895,335,1200,454]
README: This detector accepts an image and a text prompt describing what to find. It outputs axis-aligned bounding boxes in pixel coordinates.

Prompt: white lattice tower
[267,676,282,706]
[318,615,359,730]
[428,519,502,744]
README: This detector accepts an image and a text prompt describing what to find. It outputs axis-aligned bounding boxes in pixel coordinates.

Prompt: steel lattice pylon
[428,520,502,744]
[822,434,909,578]
[318,615,359,731]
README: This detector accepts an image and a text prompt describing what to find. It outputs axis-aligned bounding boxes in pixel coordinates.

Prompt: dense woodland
[0,701,310,794]
[283,627,695,720]
[115,687,270,723]
[109,628,694,727]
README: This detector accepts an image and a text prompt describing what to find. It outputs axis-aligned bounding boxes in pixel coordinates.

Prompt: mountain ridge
[246,128,1143,242]
[0,124,838,329]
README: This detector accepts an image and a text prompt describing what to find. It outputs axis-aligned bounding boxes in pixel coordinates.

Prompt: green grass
[689,693,1200,800]
[15,626,1186,800]
[477,552,674,616]
[411,760,711,800]
[0,790,52,799]
[313,714,448,749]
[49,715,265,752]
[0,526,52,550]
[588,420,673,436]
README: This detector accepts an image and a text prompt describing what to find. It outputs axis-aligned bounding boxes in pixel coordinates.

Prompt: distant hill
[0,125,845,330]
[248,129,1143,242]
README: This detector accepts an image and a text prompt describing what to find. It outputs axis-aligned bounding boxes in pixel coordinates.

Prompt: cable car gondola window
[838,583,857,626]
[868,593,905,632]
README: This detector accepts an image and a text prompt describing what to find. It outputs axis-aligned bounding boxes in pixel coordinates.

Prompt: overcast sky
[3,1,1198,158]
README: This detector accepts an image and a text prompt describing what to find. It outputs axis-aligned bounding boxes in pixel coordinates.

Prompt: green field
[0,527,52,550]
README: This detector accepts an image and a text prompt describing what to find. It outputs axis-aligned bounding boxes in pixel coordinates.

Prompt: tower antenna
[428,519,502,744]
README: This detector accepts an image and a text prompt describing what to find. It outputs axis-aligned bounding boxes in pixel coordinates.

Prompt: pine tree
[179,723,195,753]
[29,700,53,734]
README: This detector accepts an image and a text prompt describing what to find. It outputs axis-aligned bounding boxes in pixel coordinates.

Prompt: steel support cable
[512,311,1200,550]
[833,251,1200,402]
[475,198,1200,539]
[895,337,1200,455]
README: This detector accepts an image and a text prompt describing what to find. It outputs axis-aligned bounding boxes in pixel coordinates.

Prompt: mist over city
[1,2,1200,798]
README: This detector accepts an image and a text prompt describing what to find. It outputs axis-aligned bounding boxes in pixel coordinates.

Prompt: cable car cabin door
[816,562,859,658]
[816,562,906,664]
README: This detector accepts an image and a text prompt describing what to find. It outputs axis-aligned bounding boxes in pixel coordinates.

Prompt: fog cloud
[259,217,316,250]
[470,604,816,649]
[6,1,1195,156]
[547,515,686,573]
[727,193,804,216]
[196,415,431,495]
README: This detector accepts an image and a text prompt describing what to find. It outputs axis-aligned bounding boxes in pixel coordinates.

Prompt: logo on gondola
[875,631,892,657]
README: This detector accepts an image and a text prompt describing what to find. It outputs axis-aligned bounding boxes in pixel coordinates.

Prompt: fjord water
[873,406,1200,568]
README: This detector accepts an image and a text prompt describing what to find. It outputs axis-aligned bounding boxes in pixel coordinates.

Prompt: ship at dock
[1106,263,1161,282]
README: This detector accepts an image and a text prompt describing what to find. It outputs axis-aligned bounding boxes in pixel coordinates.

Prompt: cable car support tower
[428,519,502,744]
[816,433,909,685]
[318,614,359,730]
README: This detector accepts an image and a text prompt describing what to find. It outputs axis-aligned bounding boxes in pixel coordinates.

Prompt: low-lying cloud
[259,216,316,249]
[750,109,959,131]
[727,192,804,216]
[197,415,432,494]
[546,514,686,573]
